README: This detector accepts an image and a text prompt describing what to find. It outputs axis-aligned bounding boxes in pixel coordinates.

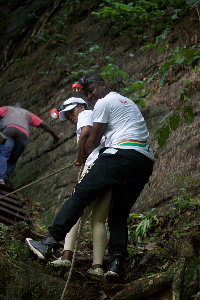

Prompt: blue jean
[48,148,154,259]
[0,127,28,182]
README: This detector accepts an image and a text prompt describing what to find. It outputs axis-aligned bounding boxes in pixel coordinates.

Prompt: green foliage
[186,0,200,7]
[27,13,40,21]
[68,65,100,80]
[154,105,194,147]
[141,29,169,53]
[67,44,151,107]
[99,63,152,106]
[92,0,188,37]
[146,45,200,87]
[121,80,152,107]
[66,42,103,80]
[143,41,198,147]
[7,241,29,260]
[53,33,67,41]
[172,174,200,212]
[14,57,27,68]
[34,219,48,233]
[173,174,199,189]
[38,70,56,76]
[35,34,49,43]
[173,188,200,212]
[54,56,68,64]
[0,222,8,236]
[100,63,129,84]
[128,208,158,243]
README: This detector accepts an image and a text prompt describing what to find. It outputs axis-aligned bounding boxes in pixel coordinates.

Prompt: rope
[1,159,85,299]
[0,163,74,200]
[60,218,82,300]
[60,164,84,300]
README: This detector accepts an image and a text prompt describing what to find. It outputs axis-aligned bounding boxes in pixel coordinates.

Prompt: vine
[92,0,188,38]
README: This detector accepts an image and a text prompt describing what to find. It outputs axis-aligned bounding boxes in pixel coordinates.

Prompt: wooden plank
[0,215,16,225]
[0,193,22,206]
[0,206,29,221]
[0,132,7,144]
[0,184,32,225]
[0,185,23,205]
[0,201,28,215]
[0,190,21,200]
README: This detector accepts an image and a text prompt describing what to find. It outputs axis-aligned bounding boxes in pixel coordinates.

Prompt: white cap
[59,97,87,121]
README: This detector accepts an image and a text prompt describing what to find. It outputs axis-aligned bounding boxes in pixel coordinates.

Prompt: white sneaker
[88,267,104,277]
[49,257,71,268]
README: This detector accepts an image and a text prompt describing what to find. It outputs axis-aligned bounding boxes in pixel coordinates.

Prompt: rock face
[0,1,199,224]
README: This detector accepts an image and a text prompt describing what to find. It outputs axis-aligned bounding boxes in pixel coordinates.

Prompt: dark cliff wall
[0,0,199,224]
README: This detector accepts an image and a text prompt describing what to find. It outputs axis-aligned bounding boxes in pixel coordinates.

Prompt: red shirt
[0,106,43,137]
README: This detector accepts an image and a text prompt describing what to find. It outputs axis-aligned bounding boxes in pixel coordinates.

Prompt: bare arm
[75,125,92,166]
[85,122,107,157]
[39,121,60,142]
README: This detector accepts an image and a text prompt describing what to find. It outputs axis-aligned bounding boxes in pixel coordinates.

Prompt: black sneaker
[104,255,123,280]
[25,235,58,260]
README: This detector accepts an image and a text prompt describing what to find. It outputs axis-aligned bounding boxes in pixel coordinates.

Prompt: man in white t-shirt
[25,74,154,280]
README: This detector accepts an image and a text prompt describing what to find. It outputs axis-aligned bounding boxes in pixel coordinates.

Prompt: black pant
[48,148,154,258]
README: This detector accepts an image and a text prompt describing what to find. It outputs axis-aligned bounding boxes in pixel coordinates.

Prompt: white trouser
[63,165,111,265]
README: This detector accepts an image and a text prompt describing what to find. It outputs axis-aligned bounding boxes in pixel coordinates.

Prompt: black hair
[76,103,87,109]
[80,73,104,90]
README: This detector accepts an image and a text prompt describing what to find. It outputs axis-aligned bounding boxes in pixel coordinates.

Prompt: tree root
[110,233,200,300]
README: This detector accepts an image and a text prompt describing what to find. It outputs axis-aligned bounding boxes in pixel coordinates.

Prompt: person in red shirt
[0,103,60,185]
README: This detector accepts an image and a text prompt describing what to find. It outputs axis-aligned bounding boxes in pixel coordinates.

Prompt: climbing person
[0,103,60,186]
[43,97,110,277]
[25,73,155,280]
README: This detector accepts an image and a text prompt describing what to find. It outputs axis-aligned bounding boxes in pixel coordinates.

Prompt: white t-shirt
[76,110,105,166]
[93,92,154,161]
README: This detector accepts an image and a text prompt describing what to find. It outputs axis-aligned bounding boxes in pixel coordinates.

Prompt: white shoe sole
[104,270,119,278]
[88,268,104,277]
[49,258,72,268]
[25,238,45,260]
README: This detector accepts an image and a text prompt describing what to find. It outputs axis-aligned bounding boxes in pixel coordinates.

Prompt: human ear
[100,81,106,89]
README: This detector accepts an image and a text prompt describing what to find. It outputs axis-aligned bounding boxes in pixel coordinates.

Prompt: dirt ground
[1,193,200,300]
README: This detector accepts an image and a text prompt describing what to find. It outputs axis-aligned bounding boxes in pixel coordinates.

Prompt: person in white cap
[49,97,111,277]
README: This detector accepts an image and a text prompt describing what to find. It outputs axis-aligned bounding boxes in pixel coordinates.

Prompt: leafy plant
[173,174,199,189]
[92,0,188,37]
[154,105,194,147]
[141,29,169,53]
[0,222,8,237]
[121,80,152,107]
[34,218,48,233]
[144,41,199,147]
[7,242,29,260]
[99,63,152,106]
[100,63,129,85]
[146,45,200,88]
[128,208,158,243]
[173,189,200,212]
[172,175,200,212]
